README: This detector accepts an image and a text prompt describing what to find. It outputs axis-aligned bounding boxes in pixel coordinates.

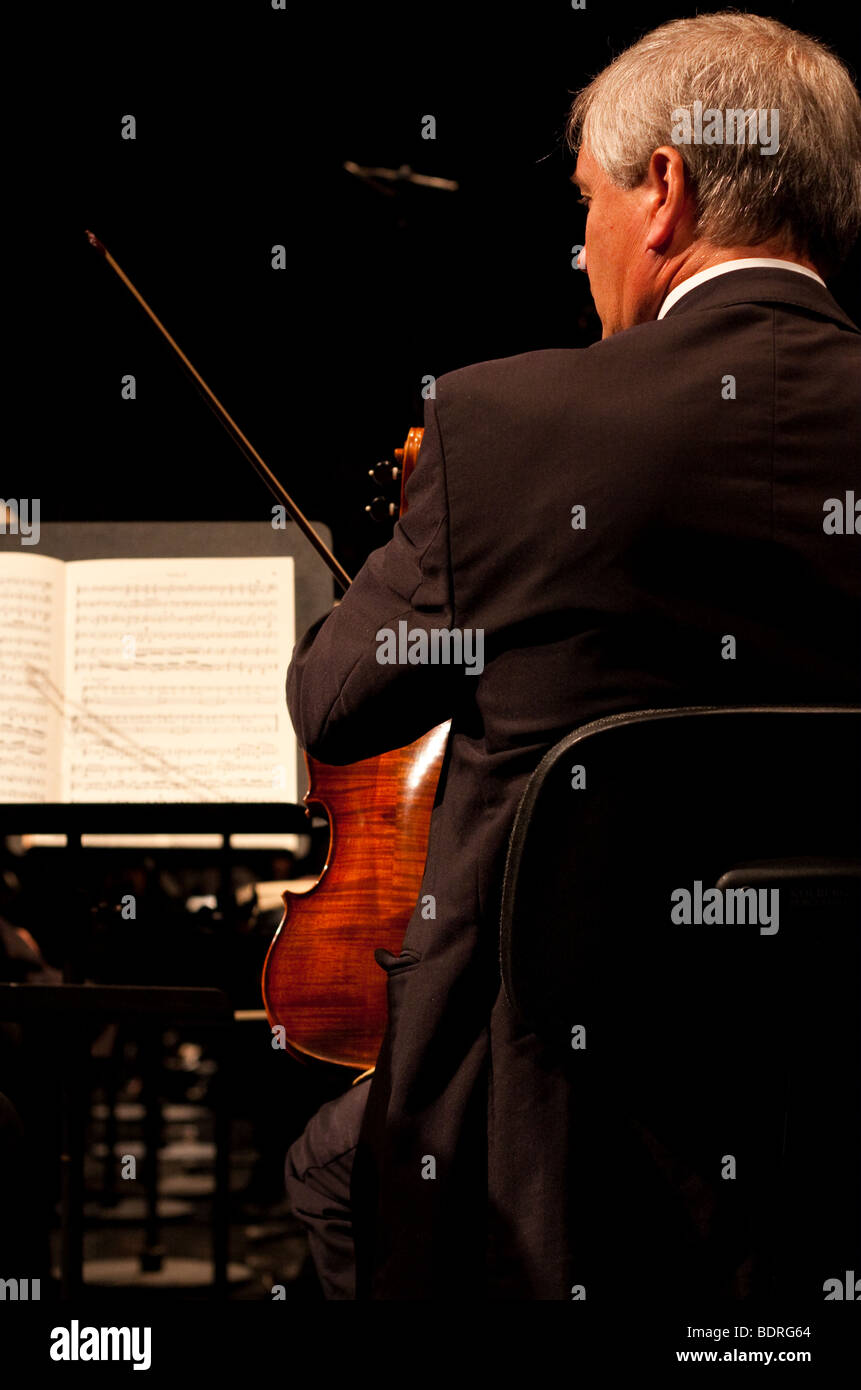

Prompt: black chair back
[500,706,861,1299]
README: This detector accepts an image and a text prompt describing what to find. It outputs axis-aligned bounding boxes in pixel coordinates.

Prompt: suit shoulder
[435,349,583,404]
[433,327,681,406]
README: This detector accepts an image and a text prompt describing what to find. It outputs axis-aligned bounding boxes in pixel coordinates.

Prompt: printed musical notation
[78,683,275,706]
[1,553,298,803]
[75,661,280,677]
[0,554,67,801]
[74,578,279,599]
[69,712,279,735]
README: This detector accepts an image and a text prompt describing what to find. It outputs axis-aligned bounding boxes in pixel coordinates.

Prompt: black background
[51,0,861,581]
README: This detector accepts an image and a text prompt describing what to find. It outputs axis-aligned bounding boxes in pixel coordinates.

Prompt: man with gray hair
[565,11,860,335]
[284,12,861,1299]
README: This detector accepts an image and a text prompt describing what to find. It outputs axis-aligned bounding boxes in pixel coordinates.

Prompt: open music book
[1,553,297,804]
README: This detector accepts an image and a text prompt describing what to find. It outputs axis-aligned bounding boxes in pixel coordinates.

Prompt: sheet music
[0,553,67,801]
[62,556,297,803]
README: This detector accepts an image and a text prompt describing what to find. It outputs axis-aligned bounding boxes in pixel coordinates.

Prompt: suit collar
[660,266,859,333]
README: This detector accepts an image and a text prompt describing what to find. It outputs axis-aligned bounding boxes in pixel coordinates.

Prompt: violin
[88,235,450,1073]
[263,428,450,1071]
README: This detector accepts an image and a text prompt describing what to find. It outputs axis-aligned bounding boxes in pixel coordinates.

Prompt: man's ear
[644,146,690,254]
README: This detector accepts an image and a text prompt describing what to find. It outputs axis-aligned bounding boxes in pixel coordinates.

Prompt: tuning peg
[368,461,401,485]
[365,496,398,522]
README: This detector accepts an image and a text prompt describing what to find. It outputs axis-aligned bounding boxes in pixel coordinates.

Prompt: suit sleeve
[286,395,463,764]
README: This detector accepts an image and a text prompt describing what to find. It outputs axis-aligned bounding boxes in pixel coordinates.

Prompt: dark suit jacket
[286,268,861,1299]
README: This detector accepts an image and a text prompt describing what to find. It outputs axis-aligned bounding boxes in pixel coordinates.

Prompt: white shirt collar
[657,258,826,320]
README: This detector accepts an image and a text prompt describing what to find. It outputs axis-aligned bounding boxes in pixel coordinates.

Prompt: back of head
[567,11,861,275]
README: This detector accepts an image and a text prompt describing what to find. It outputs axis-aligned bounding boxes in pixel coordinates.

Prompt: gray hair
[566,12,861,273]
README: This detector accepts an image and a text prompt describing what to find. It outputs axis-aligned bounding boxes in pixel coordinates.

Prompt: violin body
[263,426,451,1071]
[262,721,449,1070]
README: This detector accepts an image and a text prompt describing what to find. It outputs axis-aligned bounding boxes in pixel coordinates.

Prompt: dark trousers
[284,1075,371,1299]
